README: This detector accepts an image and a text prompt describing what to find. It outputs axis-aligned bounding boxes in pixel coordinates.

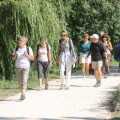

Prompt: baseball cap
[91,34,99,40]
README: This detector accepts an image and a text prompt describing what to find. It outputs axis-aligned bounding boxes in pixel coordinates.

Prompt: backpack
[36,44,49,58]
[59,38,72,53]
[15,46,30,55]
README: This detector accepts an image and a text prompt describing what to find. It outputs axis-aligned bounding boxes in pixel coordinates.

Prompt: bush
[0,0,66,80]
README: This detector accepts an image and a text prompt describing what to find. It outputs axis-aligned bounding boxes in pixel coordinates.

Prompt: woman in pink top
[35,37,52,90]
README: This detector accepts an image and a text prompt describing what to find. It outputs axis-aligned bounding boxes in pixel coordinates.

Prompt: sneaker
[38,86,43,91]
[65,86,70,90]
[45,83,49,90]
[83,75,85,79]
[20,94,25,100]
[60,84,65,90]
[85,71,89,78]
[104,74,108,79]
[94,81,101,87]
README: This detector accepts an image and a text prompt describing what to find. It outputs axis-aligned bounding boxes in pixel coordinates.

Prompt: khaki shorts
[92,61,103,69]
[15,68,30,89]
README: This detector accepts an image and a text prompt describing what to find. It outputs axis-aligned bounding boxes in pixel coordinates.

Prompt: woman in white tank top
[35,37,52,90]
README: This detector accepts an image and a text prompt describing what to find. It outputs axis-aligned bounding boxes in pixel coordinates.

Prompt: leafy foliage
[67,0,120,46]
[0,0,66,80]
[0,0,120,80]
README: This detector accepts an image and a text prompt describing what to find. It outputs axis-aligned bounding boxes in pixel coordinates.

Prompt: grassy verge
[0,70,59,100]
[0,58,119,100]
[112,86,120,120]
[110,57,119,67]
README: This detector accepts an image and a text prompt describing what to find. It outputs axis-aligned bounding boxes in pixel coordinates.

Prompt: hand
[105,58,109,63]
[49,62,52,68]
[74,56,77,63]
[15,51,18,56]
[86,55,89,59]
[76,57,79,62]
[24,51,28,57]
[56,59,59,64]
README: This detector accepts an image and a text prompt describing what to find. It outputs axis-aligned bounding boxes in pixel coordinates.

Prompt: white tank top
[38,45,51,62]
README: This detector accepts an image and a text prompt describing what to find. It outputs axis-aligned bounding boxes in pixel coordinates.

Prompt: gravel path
[0,67,120,120]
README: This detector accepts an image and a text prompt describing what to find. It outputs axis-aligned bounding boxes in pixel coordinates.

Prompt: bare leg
[38,78,43,90]
[85,63,90,77]
[94,67,102,87]
[82,63,85,78]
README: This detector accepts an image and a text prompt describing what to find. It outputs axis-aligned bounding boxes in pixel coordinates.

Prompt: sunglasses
[103,37,107,38]
[61,35,66,37]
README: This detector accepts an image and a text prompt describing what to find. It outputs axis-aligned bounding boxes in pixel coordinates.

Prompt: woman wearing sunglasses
[57,30,76,90]
[101,34,113,78]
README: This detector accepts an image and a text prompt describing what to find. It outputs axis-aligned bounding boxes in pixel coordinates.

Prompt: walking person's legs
[60,61,65,89]
[94,67,102,87]
[15,68,30,100]
[92,61,102,87]
[20,68,29,100]
[43,62,49,89]
[118,60,120,71]
[85,63,90,77]
[37,61,43,90]
[81,63,85,78]
[65,61,72,89]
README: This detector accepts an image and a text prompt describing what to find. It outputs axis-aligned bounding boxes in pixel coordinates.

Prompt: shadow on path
[0,117,108,120]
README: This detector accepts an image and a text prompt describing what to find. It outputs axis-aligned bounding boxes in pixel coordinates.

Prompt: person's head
[90,36,93,42]
[102,34,109,42]
[83,33,89,41]
[40,37,46,45]
[99,31,104,37]
[91,34,99,43]
[18,36,28,47]
[60,30,68,40]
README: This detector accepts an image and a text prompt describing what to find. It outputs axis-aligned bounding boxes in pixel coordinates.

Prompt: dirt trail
[0,67,120,120]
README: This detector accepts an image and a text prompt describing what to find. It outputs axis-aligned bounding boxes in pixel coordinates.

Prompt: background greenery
[0,0,120,81]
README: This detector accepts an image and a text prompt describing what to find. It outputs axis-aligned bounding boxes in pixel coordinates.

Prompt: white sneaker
[65,86,70,90]
[38,86,43,91]
[60,84,65,90]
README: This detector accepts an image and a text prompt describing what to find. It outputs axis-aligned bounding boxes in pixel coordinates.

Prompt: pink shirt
[38,45,51,62]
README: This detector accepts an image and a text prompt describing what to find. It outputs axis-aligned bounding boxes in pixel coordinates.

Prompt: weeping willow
[0,0,66,80]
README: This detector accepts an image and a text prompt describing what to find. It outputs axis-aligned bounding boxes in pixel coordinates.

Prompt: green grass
[112,86,120,120]
[110,59,119,67]
[0,58,119,100]
[0,70,59,100]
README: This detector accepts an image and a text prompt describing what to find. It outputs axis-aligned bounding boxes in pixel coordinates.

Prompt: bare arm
[103,52,108,59]
[48,49,52,68]
[108,42,113,51]
[24,51,34,61]
[12,51,18,60]
[48,50,52,63]
[12,54,17,60]
[87,51,92,57]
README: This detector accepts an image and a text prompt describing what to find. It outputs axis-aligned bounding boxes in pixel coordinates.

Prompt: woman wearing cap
[87,34,108,87]
[77,34,91,78]
[101,34,113,78]
[57,30,76,90]
[35,37,52,90]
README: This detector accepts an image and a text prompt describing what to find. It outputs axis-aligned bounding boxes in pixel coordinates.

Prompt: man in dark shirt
[87,34,108,87]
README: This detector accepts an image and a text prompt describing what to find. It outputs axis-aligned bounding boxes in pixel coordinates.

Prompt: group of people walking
[12,30,114,100]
